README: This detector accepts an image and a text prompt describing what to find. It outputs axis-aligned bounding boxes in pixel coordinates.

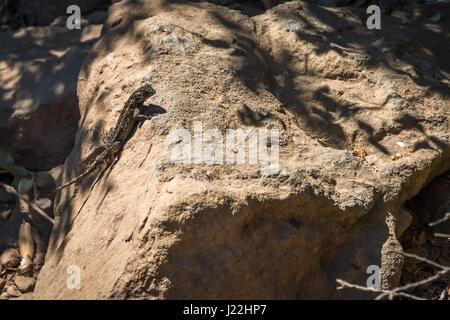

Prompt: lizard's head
[132,84,156,104]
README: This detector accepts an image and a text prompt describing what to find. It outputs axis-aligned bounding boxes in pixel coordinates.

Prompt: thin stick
[336,250,450,300]
[429,213,450,227]
[0,182,54,225]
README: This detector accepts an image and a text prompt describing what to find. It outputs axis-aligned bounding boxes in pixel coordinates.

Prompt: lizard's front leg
[107,141,122,161]
[135,114,153,120]
[133,107,153,121]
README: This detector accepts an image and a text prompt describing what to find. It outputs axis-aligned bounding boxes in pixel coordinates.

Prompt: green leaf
[35,172,55,189]
[18,178,33,194]
[0,149,14,169]
[6,165,30,178]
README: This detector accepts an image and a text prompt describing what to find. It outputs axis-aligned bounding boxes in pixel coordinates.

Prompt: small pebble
[0,208,12,221]
[0,292,9,300]
[0,248,20,269]
[6,284,21,297]
[15,276,36,293]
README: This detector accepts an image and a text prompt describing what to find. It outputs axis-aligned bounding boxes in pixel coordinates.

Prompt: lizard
[51,84,156,194]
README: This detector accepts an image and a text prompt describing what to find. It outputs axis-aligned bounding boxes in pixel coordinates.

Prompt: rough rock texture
[0,16,103,170]
[32,0,449,299]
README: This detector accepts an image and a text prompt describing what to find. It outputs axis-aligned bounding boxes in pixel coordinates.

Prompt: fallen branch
[336,250,450,300]
[429,212,450,227]
[434,233,450,239]
[0,182,54,225]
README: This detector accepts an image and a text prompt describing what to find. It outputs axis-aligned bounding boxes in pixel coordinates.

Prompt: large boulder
[0,14,104,170]
[32,0,449,299]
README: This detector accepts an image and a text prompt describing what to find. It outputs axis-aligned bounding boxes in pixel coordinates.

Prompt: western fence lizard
[52,84,156,193]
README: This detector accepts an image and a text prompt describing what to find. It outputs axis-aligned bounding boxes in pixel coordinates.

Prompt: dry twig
[0,182,54,224]
[336,250,450,300]
[429,212,450,227]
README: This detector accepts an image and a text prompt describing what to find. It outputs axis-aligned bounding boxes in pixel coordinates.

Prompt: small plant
[0,149,55,215]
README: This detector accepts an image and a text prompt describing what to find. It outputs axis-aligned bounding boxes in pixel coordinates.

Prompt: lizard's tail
[50,163,101,194]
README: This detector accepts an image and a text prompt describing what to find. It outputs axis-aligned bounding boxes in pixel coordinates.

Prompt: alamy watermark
[366,5,381,30]
[167,121,280,175]
[66,265,81,290]
[66,5,81,30]
[366,265,381,289]
[65,4,382,31]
